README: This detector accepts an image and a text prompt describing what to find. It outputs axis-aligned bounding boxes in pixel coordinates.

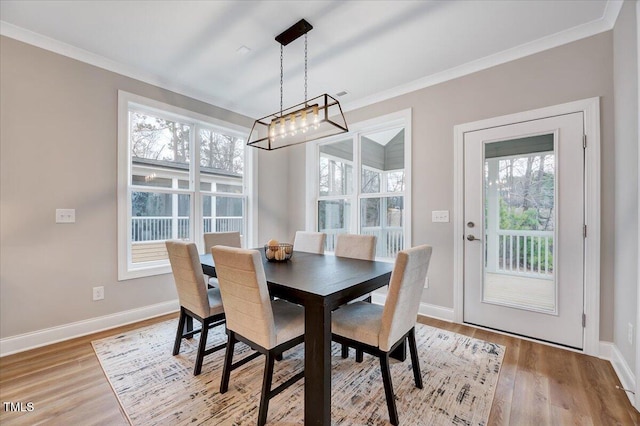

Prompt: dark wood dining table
[200,248,394,426]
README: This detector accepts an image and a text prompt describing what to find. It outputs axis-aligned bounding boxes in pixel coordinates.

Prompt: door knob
[466,234,481,242]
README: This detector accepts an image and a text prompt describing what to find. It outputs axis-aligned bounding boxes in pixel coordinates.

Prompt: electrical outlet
[628,323,633,344]
[93,286,104,301]
[432,210,449,223]
[424,277,429,289]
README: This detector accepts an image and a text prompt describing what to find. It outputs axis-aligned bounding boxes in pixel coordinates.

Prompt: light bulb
[289,114,296,134]
[300,110,308,133]
[313,105,319,124]
[279,117,286,136]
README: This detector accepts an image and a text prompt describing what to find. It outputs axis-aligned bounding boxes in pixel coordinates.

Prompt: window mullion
[192,124,202,251]
[353,133,360,234]
[171,178,179,240]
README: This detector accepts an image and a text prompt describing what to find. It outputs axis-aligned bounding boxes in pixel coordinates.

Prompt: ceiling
[0,1,621,119]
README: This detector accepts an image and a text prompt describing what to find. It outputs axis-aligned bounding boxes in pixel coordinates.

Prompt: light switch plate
[432,210,449,223]
[56,209,75,223]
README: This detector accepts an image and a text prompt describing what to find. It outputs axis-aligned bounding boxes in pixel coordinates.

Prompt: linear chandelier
[247,19,348,150]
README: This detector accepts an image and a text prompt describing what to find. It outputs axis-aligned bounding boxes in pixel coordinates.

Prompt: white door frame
[453,97,601,356]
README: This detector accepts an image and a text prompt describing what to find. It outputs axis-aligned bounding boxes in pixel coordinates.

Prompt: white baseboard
[599,341,636,405]
[418,302,455,322]
[0,300,179,357]
[370,294,454,322]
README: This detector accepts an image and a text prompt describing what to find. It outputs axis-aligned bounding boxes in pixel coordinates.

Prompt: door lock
[466,234,481,242]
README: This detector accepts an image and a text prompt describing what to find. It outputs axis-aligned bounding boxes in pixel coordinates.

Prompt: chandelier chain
[304,33,308,104]
[280,44,283,116]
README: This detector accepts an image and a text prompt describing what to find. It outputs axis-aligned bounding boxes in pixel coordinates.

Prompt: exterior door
[463,112,585,349]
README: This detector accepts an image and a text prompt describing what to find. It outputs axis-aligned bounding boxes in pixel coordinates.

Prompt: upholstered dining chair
[165,240,226,376]
[334,233,377,360]
[292,231,326,254]
[331,244,432,426]
[203,231,241,287]
[334,233,376,261]
[211,245,305,426]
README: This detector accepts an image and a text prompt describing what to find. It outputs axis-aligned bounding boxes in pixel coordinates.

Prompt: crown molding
[342,0,624,113]
[1,0,625,118]
[0,20,252,118]
[602,0,625,28]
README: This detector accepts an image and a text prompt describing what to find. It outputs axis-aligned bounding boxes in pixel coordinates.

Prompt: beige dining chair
[292,231,326,254]
[331,245,432,425]
[334,233,376,261]
[166,240,226,376]
[334,233,377,360]
[212,245,305,426]
[203,231,241,287]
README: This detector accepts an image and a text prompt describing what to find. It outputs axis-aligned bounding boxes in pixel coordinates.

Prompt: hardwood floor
[1,313,638,425]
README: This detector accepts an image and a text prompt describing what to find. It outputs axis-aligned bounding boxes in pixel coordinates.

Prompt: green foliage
[498,199,554,272]
[499,198,539,230]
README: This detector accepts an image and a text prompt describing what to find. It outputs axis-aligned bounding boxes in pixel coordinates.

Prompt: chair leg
[341,344,349,359]
[258,352,276,426]
[356,349,364,363]
[185,315,195,339]
[220,332,236,393]
[379,354,399,426]
[408,328,423,389]
[173,309,186,355]
[193,318,210,376]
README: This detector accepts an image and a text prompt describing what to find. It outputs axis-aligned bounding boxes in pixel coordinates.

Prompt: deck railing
[321,227,404,259]
[203,216,244,233]
[132,216,243,242]
[488,229,554,277]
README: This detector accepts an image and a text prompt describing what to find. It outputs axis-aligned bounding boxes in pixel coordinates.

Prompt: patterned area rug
[92,319,504,425]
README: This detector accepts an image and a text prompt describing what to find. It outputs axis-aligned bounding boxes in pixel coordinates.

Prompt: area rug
[92,319,504,425]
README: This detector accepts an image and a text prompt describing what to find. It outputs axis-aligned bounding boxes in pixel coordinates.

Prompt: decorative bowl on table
[264,242,293,262]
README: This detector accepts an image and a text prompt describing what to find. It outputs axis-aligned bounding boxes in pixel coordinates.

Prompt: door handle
[466,234,482,242]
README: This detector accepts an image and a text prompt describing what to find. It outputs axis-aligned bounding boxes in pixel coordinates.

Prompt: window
[309,110,411,260]
[118,91,254,280]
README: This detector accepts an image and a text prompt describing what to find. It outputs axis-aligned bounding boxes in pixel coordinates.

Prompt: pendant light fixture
[247,19,348,150]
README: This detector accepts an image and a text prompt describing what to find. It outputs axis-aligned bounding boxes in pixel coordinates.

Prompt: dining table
[200,248,395,426]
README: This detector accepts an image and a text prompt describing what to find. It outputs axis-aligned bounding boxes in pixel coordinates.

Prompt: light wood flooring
[1,313,638,425]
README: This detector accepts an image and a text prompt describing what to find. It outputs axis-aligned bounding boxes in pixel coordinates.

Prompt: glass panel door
[463,112,585,349]
[483,135,556,313]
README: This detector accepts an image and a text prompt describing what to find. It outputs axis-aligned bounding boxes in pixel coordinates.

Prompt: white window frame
[117,90,256,280]
[305,109,412,261]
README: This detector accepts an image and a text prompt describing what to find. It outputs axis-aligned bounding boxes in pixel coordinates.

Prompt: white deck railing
[321,227,404,259]
[203,216,244,233]
[488,229,554,277]
[132,216,243,242]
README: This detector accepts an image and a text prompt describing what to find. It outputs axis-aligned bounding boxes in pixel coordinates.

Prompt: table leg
[304,303,331,425]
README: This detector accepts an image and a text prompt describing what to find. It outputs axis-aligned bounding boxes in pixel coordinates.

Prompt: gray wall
[613,0,639,374]
[287,32,616,340]
[0,36,288,338]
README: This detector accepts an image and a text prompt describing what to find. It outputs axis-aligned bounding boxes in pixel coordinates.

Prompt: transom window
[309,110,411,260]
[118,91,253,280]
